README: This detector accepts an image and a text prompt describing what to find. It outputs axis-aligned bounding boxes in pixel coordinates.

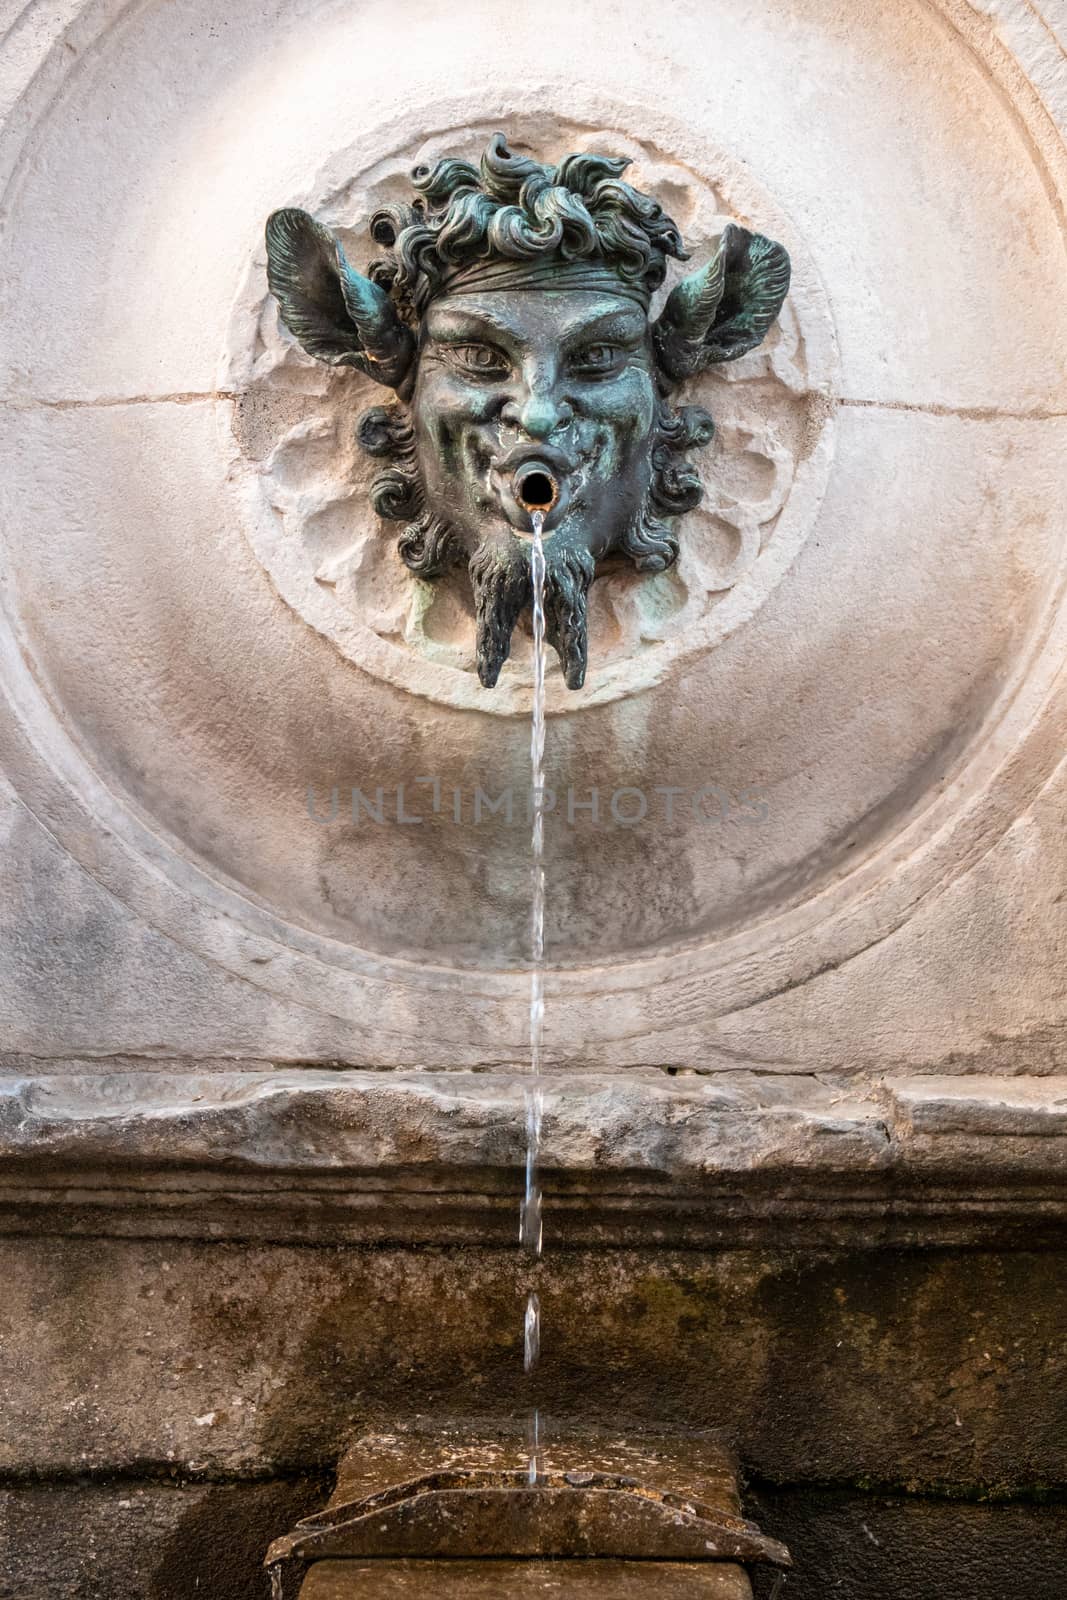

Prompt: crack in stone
[838,396,1067,421]
[0,391,237,410]
[1,392,1064,421]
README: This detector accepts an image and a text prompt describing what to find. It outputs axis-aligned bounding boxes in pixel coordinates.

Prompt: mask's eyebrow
[560,306,646,346]
[422,305,521,344]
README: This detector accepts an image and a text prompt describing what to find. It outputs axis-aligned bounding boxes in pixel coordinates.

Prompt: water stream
[522,508,547,1482]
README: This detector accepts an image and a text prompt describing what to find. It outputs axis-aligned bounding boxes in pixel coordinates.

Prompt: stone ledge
[0,1070,1064,1246]
[884,1074,1067,1136]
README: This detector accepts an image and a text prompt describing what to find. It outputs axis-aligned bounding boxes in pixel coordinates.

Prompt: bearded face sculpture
[265,135,789,689]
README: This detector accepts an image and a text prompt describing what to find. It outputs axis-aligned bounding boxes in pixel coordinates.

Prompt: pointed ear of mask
[264,208,415,392]
[654,222,790,381]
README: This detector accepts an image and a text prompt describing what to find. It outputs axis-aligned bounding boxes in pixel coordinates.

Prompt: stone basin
[276,1429,776,1599]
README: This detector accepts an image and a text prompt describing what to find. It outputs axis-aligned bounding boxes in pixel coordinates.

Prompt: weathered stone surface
[6,1478,1064,1600]
[0,1070,1064,1248]
[747,1490,1067,1600]
[0,0,1066,1072]
[2,3,1067,1597]
[0,1067,892,1183]
[0,1476,327,1600]
[885,1075,1067,1139]
[2,1055,1066,1359]
[1,1237,1064,1490]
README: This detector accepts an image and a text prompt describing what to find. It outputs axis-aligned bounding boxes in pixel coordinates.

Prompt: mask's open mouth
[513,464,559,514]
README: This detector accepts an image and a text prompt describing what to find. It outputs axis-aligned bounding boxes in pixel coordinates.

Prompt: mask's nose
[502,387,574,440]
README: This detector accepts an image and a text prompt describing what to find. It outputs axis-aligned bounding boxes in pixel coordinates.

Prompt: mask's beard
[543,545,595,690]
[469,538,528,690]
[468,537,596,690]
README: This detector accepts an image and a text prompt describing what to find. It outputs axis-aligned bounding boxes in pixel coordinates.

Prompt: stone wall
[3,0,1067,1069]
[2,0,1067,1593]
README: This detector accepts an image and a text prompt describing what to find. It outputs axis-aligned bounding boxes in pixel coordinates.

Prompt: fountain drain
[266,1427,790,1598]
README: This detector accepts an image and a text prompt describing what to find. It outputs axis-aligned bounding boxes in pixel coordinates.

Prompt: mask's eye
[569,343,622,376]
[451,343,510,377]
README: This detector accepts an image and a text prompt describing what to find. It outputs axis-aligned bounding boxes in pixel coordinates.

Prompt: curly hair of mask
[365,133,689,315]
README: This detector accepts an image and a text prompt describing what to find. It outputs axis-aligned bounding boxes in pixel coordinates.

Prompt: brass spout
[513,464,559,516]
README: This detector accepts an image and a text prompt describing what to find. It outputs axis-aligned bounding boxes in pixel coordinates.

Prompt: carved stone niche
[0,0,1067,1075]
[2,3,1067,1596]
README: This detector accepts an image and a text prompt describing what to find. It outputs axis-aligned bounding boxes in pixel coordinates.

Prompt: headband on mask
[431,256,652,308]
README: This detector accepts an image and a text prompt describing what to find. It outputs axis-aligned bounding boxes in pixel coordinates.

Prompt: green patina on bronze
[264,133,790,690]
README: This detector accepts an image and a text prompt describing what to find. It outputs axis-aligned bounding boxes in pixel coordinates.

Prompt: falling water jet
[523,507,547,1275]
[521,508,548,1482]
[520,1085,543,1257]
[524,1291,541,1373]
[526,1406,543,1487]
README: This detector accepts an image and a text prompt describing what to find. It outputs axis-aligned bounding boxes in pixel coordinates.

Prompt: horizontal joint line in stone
[837,396,1067,421]
[3,394,1066,421]
[0,391,238,410]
